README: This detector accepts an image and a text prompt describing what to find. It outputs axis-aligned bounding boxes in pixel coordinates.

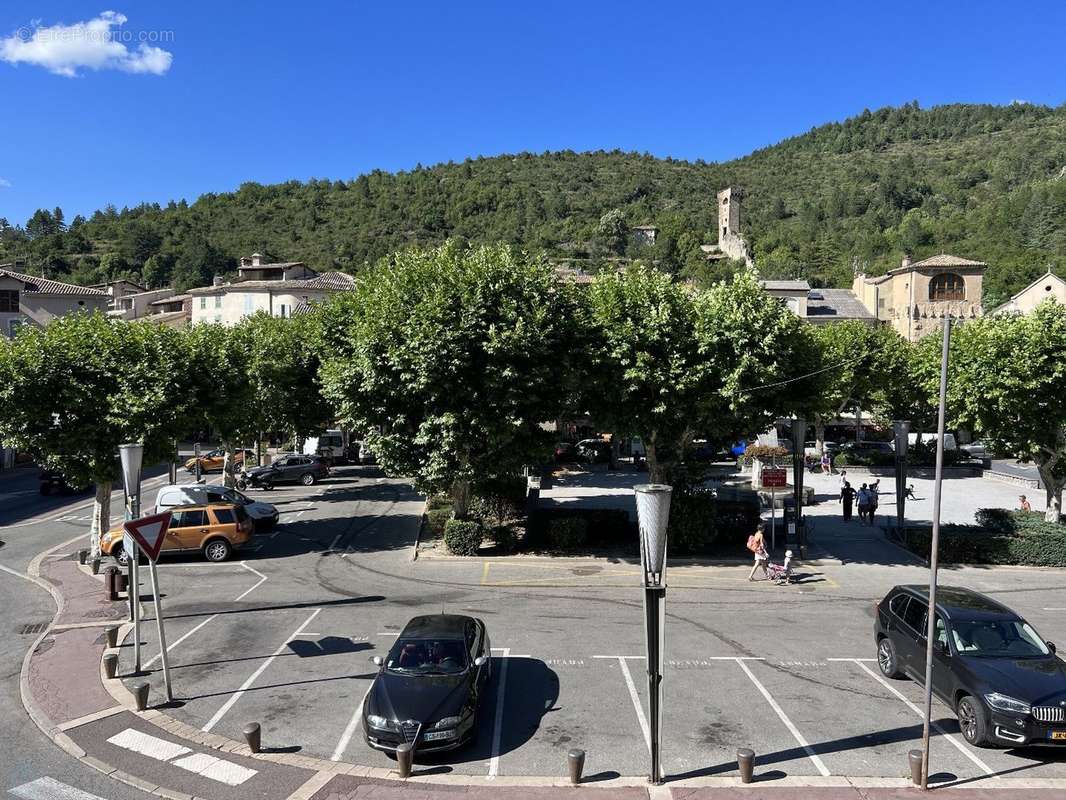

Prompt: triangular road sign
[123,511,172,562]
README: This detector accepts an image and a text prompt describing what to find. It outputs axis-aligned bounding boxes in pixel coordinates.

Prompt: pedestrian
[820,450,831,475]
[839,468,848,491]
[869,479,880,523]
[1019,495,1032,513]
[904,484,917,501]
[840,481,856,522]
[857,483,873,525]
[747,529,769,581]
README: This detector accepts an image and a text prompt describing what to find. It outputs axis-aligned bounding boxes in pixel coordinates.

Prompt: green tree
[597,208,629,255]
[318,241,581,517]
[0,315,193,555]
[946,302,1066,522]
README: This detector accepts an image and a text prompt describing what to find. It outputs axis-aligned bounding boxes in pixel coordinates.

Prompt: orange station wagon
[100,503,253,565]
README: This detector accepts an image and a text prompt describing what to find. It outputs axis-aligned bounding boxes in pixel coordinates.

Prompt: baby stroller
[767,550,794,585]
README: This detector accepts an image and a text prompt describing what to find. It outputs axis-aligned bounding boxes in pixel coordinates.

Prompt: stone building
[852,254,985,341]
[630,225,658,247]
[0,266,108,338]
[700,187,754,266]
[991,267,1066,315]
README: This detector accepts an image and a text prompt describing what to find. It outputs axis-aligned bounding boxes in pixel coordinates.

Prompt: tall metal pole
[921,319,951,790]
[169,439,177,485]
[643,584,665,784]
[792,417,807,557]
[128,492,141,673]
[147,559,173,702]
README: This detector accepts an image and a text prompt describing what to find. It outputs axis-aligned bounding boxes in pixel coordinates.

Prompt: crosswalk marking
[9,777,107,800]
[105,726,258,786]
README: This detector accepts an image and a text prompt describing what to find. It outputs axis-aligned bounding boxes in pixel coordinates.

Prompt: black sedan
[875,585,1066,747]
[363,614,491,753]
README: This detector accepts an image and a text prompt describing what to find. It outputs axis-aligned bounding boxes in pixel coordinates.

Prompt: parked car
[908,432,958,452]
[960,440,990,460]
[184,448,254,474]
[363,614,491,754]
[875,585,1066,748]
[100,503,253,565]
[576,438,611,464]
[154,483,278,531]
[239,454,329,489]
[39,469,88,496]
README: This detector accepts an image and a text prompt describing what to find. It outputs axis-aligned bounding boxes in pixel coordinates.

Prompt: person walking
[869,479,880,524]
[820,450,832,475]
[747,529,769,581]
[858,483,874,525]
[1019,495,1032,513]
[839,469,848,492]
[840,481,856,522]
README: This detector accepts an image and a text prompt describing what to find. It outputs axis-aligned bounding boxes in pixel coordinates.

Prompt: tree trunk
[645,440,672,484]
[1037,458,1063,524]
[222,440,236,489]
[451,479,471,520]
[88,481,111,559]
[814,417,826,455]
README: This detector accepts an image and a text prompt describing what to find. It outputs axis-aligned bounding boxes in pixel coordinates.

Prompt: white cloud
[0,11,172,77]
[0,178,11,188]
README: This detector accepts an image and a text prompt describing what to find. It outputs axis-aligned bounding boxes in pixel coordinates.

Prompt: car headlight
[984,692,1031,714]
[366,714,397,731]
[431,716,462,730]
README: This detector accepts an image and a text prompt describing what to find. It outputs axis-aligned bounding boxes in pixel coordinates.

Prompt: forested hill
[3,101,1066,306]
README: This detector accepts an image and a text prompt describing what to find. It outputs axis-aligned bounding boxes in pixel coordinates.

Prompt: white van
[907,432,958,451]
[155,484,279,531]
[304,429,348,462]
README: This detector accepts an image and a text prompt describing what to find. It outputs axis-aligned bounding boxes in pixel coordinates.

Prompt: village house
[0,265,108,338]
[991,267,1066,315]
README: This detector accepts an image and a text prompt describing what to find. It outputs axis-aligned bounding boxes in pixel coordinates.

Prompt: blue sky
[1,1,1065,225]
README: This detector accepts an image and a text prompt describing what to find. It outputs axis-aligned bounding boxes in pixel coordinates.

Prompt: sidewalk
[20,541,1066,800]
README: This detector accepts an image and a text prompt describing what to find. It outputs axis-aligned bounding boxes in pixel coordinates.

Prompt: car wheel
[203,538,232,562]
[235,479,248,490]
[262,482,274,492]
[301,472,316,486]
[114,549,129,568]
[957,695,991,747]
[877,637,903,679]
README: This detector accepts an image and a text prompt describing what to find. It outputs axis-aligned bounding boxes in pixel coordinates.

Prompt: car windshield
[951,619,1050,658]
[220,488,250,505]
[386,638,468,675]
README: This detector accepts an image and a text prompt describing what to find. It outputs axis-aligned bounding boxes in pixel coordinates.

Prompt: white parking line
[330,685,372,761]
[844,658,996,777]
[616,656,651,753]
[9,777,109,800]
[487,647,510,779]
[201,608,321,732]
[733,658,831,777]
[143,562,268,670]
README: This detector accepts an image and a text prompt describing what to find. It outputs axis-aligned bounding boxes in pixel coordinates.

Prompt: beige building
[992,268,1065,315]
[852,254,985,341]
[189,255,355,325]
[110,288,177,320]
[0,266,108,338]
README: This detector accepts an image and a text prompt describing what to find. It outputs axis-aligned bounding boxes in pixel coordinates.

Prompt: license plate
[1051,731,1066,741]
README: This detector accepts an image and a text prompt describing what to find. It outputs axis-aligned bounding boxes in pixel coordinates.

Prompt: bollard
[78,550,88,565]
[395,742,414,779]
[737,747,755,784]
[567,748,586,785]
[105,567,120,601]
[243,722,261,754]
[103,653,118,679]
[908,749,923,786]
[105,625,119,649]
[132,682,150,711]
[90,558,101,576]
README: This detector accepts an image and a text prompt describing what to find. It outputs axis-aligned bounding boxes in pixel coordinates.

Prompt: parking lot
[99,465,1066,785]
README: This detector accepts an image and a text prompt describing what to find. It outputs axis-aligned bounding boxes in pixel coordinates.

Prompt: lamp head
[118,442,144,498]
[892,420,911,457]
[634,483,672,587]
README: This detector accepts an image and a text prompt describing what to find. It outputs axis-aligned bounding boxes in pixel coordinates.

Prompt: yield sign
[123,511,172,562]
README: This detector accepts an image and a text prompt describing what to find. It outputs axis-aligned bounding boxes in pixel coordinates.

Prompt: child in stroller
[766,550,794,585]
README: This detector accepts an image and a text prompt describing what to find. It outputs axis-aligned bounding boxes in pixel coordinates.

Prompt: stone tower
[715,187,752,264]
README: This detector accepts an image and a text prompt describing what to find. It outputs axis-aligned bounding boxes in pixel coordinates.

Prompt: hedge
[526,508,635,550]
[669,491,762,555]
[426,507,453,536]
[547,517,588,550]
[902,524,1066,567]
[444,518,484,556]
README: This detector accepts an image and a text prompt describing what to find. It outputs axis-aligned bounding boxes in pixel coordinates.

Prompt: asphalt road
[94,466,1066,784]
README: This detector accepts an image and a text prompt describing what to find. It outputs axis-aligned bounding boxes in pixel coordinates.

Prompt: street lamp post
[634,483,672,786]
[892,420,911,535]
[791,417,808,557]
[119,443,144,674]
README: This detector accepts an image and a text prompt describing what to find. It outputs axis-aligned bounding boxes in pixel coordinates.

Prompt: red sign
[123,511,172,562]
[761,468,788,488]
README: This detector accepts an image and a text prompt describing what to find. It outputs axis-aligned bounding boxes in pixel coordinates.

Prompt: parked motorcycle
[236,467,274,491]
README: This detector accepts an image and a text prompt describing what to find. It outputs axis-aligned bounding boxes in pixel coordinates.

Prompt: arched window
[929,273,965,301]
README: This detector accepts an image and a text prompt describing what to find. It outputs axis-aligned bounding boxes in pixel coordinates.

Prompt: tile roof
[887,254,987,275]
[138,310,190,325]
[150,293,190,306]
[805,289,875,321]
[760,279,811,292]
[239,261,304,270]
[0,267,106,296]
[188,271,357,295]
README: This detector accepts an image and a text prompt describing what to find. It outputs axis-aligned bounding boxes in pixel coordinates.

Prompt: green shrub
[444,518,484,556]
[426,507,452,536]
[470,474,527,526]
[547,517,588,550]
[490,524,519,552]
[903,524,1066,567]
[428,494,453,511]
[526,508,634,548]
[668,490,762,555]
